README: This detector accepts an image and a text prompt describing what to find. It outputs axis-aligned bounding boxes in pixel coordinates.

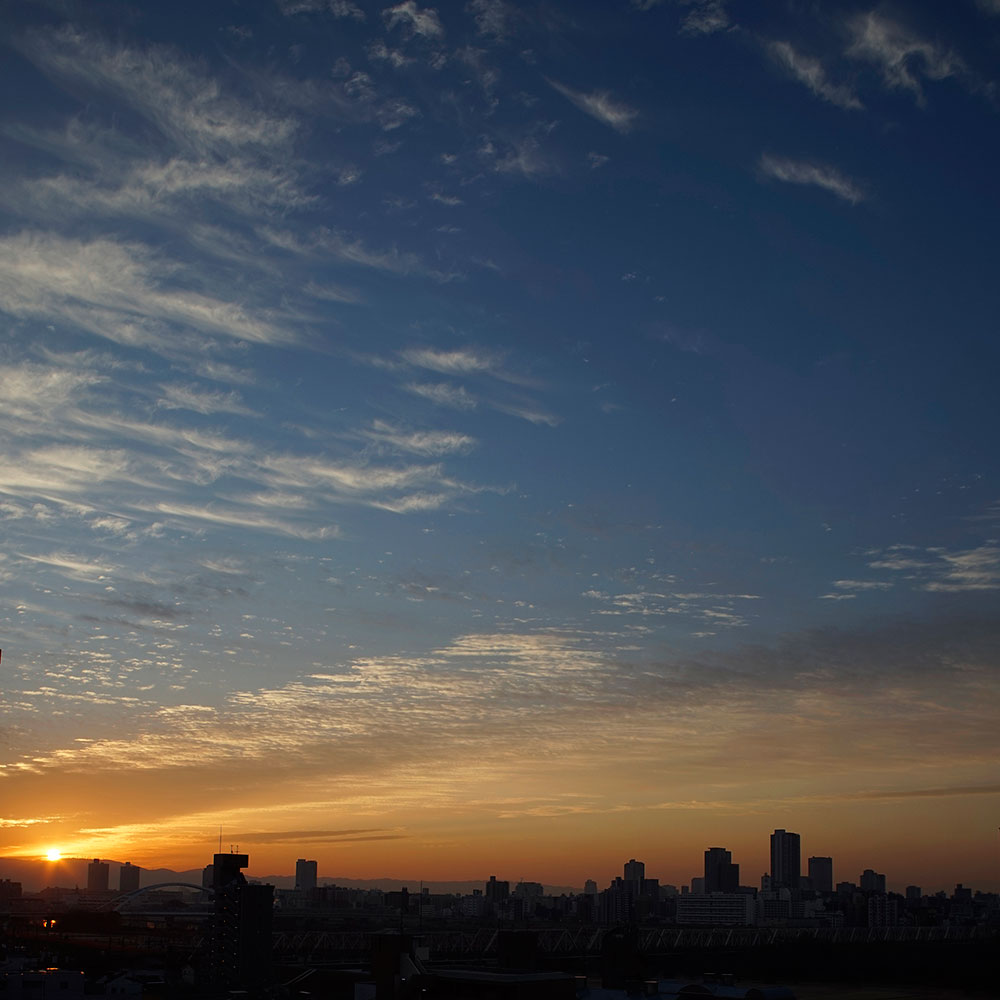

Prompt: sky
[1,0,999,895]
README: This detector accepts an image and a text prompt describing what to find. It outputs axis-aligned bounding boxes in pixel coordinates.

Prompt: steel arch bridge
[104,882,214,911]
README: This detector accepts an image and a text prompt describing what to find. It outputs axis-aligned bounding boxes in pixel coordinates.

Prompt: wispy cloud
[548,80,638,133]
[583,586,758,633]
[865,543,1000,592]
[678,0,730,36]
[368,40,413,69]
[12,617,1000,823]
[854,782,1000,801]
[846,12,965,105]
[490,135,558,178]
[276,0,365,18]
[149,501,336,539]
[303,281,364,304]
[361,421,477,456]
[467,0,515,41]
[0,363,106,428]
[228,827,403,844]
[0,816,64,828]
[405,382,478,409]
[8,157,310,226]
[402,346,498,374]
[832,579,893,592]
[383,1,445,38]
[20,27,297,157]
[925,545,1000,592]
[758,154,865,204]
[0,445,134,499]
[491,401,560,427]
[766,40,863,110]
[396,347,552,424]
[19,551,120,584]
[0,232,292,351]
[631,0,729,34]
[261,227,441,278]
[157,384,255,416]
[456,46,501,102]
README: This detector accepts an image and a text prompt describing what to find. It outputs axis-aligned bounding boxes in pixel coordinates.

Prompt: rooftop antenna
[219,826,222,854]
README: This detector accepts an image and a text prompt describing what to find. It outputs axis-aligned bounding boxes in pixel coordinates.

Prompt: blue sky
[1,0,999,888]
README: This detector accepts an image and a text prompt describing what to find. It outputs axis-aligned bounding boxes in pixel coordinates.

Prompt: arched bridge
[104,882,214,911]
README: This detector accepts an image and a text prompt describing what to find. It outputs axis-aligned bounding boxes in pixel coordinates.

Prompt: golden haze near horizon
[5,745,998,893]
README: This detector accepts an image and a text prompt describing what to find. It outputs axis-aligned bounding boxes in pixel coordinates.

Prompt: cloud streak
[548,80,638,133]
[767,40,863,110]
[846,12,966,105]
[758,154,865,204]
[20,27,297,157]
[0,232,293,352]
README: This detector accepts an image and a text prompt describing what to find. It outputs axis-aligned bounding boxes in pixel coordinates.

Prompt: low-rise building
[676,892,755,926]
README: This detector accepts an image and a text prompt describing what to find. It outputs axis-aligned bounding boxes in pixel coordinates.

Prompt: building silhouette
[808,856,833,893]
[118,861,141,893]
[677,893,754,926]
[769,829,800,890]
[484,875,510,917]
[295,858,317,892]
[87,859,109,892]
[485,876,509,902]
[623,859,645,883]
[860,868,886,893]
[208,853,273,990]
[704,847,739,893]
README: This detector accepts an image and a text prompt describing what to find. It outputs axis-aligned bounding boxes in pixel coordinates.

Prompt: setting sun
[45,849,62,862]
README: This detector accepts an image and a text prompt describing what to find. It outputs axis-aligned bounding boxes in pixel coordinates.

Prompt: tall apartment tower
[119,861,141,893]
[485,875,510,903]
[704,847,740,893]
[87,858,109,892]
[623,859,645,883]
[859,868,886,893]
[209,853,273,990]
[769,829,801,890]
[295,859,317,892]
[808,856,833,893]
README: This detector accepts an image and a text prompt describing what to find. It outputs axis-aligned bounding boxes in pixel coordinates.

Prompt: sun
[45,849,62,862]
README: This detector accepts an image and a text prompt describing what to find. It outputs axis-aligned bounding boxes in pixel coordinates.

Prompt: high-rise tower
[808,856,833,893]
[623,859,645,883]
[770,829,801,890]
[295,858,317,892]
[704,847,739,893]
[87,858,109,892]
[209,853,273,990]
[119,861,141,893]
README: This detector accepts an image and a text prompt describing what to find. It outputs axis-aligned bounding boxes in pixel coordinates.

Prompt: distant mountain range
[0,857,580,897]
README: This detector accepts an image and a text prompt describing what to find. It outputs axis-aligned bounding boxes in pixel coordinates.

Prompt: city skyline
[1,0,999,891]
[4,824,991,899]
